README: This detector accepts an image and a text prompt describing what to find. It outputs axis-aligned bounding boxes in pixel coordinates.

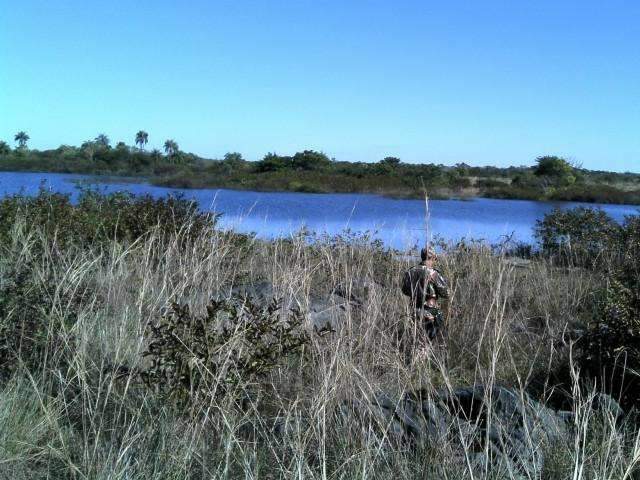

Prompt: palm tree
[163,139,179,156]
[135,130,149,150]
[95,134,110,147]
[14,131,29,149]
[0,141,10,156]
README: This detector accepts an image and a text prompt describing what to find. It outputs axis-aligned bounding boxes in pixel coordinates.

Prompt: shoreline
[75,172,640,207]
[2,166,640,206]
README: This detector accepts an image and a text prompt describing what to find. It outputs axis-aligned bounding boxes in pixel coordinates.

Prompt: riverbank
[2,145,639,205]
[5,163,640,206]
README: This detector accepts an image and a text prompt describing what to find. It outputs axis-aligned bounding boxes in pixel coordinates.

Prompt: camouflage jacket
[403,265,449,309]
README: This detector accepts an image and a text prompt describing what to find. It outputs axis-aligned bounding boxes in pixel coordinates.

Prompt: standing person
[401,247,449,343]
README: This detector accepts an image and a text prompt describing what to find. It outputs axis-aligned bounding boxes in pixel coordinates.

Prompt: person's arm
[430,269,449,298]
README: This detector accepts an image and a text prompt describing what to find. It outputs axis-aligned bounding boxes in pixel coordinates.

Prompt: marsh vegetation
[0,189,638,478]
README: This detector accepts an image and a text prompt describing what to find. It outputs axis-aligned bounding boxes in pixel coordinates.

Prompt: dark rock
[220,281,357,330]
[229,281,274,300]
[332,279,384,305]
[591,393,624,421]
[445,386,567,476]
[308,298,347,329]
[503,258,532,269]
[340,385,570,479]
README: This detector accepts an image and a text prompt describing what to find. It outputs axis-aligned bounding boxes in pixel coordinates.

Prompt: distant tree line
[0,131,638,204]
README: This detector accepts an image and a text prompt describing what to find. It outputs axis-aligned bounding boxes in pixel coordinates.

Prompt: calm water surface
[1,171,637,250]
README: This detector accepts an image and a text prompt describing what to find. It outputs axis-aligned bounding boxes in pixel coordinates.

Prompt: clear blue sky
[1,1,638,171]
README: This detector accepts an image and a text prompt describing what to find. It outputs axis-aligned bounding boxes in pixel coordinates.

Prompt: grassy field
[0,190,638,479]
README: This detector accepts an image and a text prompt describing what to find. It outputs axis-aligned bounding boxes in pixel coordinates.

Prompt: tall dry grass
[0,218,638,479]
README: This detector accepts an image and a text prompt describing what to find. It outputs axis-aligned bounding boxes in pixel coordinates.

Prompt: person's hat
[420,246,437,261]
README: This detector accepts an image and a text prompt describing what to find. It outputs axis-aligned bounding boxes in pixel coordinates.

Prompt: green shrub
[534,207,621,268]
[140,297,310,413]
[475,178,506,189]
[0,187,219,248]
[534,208,640,407]
[0,258,79,380]
[549,184,640,204]
[578,275,640,409]
[479,170,538,197]
[75,189,217,242]
[534,156,576,186]
[574,214,640,408]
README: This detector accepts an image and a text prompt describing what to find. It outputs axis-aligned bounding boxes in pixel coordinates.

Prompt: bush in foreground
[141,297,310,413]
[0,187,219,247]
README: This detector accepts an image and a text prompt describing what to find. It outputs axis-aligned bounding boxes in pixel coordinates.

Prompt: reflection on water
[0,171,637,250]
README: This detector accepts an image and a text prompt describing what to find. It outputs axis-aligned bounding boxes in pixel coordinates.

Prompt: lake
[1,171,637,250]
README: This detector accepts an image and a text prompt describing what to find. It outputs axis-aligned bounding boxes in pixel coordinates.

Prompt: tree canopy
[291,150,331,171]
[379,156,401,166]
[135,131,149,150]
[534,156,573,177]
[95,134,110,147]
[534,156,576,186]
[163,139,179,156]
[0,141,10,156]
[14,131,29,148]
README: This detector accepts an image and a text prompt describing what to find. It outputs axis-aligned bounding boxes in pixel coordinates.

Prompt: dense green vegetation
[1,131,639,204]
[534,207,640,407]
